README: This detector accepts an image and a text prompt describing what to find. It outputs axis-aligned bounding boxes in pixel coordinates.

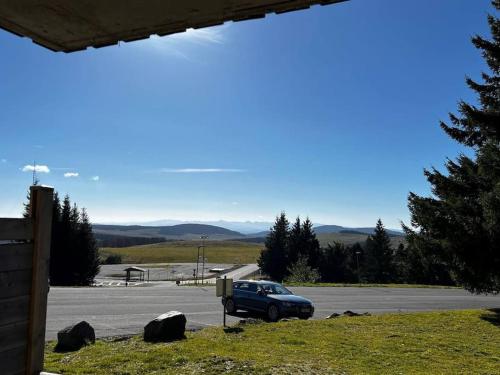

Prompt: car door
[245,283,268,312]
[235,282,252,309]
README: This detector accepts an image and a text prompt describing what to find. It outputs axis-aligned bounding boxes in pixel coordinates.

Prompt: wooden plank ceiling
[0,0,347,53]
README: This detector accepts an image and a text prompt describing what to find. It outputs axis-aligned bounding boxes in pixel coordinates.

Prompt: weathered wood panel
[0,321,29,354]
[0,295,30,327]
[0,186,53,374]
[0,269,32,299]
[26,186,53,375]
[0,243,33,272]
[0,344,27,375]
[0,218,33,241]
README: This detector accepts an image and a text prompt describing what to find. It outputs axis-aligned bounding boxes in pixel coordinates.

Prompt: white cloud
[22,164,50,173]
[91,176,100,181]
[64,172,79,178]
[160,168,245,173]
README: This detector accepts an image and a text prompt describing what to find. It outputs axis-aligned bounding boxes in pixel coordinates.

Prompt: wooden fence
[0,186,54,375]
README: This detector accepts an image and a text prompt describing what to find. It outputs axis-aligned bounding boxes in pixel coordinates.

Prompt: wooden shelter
[124,266,146,282]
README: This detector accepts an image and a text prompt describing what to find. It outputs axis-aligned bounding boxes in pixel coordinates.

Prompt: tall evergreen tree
[363,219,395,283]
[24,190,100,286]
[287,217,302,265]
[258,212,289,282]
[406,1,500,293]
[300,218,321,269]
[76,209,100,285]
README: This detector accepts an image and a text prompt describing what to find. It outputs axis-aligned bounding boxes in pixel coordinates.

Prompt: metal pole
[223,275,227,327]
[201,243,205,285]
[200,235,208,285]
[196,246,200,285]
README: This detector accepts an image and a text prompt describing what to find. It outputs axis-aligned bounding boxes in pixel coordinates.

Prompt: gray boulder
[56,321,95,351]
[144,311,186,342]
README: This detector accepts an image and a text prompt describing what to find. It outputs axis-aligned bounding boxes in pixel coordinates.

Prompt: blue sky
[0,0,493,228]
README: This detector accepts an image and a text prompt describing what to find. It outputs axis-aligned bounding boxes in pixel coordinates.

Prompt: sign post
[216,276,233,327]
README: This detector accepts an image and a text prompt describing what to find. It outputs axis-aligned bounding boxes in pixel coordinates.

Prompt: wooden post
[26,186,53,375]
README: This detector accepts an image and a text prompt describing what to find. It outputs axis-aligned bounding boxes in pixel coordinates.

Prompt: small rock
[56,321,95,351]
[144,311,186,342]
[326,313,341,319]
[343,310,360,317]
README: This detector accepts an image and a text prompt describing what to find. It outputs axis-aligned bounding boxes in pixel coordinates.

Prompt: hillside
[93,223,245,241]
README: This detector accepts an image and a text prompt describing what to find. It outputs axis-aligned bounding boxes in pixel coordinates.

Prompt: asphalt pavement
[45,284,500,340]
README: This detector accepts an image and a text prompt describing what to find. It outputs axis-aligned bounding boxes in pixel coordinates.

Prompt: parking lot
[45,284,500,340]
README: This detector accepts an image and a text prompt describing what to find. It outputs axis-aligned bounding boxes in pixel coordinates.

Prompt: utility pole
[200,235,208,285]
[196,246,201,285]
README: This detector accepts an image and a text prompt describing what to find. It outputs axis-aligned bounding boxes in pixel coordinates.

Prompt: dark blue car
[222,280,314,322]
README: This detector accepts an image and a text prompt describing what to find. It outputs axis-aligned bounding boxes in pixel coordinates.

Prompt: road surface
[45,284,500,340]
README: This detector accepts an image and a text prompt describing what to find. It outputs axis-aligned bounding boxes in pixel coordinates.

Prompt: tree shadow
[480,308,500,327]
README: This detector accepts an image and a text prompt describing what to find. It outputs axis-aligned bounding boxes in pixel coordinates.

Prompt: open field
[100,240,262,264]
[44,309,500,374]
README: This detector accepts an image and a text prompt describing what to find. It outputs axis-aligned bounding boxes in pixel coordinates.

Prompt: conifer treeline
[25,190,100,286]
[258,213,455,285]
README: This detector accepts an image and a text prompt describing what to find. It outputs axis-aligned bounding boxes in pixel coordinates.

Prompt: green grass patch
[100,240,262,264]
[285,282,459,289]
[44,310,500,374]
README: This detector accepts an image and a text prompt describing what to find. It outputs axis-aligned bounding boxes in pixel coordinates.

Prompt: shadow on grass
[223,327,244,334]
[480,308,500,327]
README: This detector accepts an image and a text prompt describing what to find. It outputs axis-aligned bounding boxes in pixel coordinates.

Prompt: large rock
[56,321,95,351]
[144,311,186,342]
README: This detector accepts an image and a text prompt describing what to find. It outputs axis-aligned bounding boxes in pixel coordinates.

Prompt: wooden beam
[26,186,53,375]
[0,218,33,241]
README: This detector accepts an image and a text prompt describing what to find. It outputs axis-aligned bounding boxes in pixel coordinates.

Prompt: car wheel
[225,298,236,314]
[299,314,310,320]
[267,304,280,322]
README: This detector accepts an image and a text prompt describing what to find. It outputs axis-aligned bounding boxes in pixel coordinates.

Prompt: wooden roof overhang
[0,0,347,53]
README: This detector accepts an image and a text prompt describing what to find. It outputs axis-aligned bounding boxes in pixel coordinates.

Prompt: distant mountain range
[93,222,403,242]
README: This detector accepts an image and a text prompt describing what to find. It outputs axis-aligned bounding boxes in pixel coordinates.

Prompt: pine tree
[300,218,321,269]
[49,192,63,285]
[406,1,500,293]
[287,217,302,265]
[258,212,289,282]
[363,219,395,283]
[78,209,100,285]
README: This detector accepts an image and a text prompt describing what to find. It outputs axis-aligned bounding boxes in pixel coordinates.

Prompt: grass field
[44,309,500,374]
[100,240,262,264]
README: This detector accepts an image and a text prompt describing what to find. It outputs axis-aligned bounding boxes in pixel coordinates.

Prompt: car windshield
[261,284,292,295]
